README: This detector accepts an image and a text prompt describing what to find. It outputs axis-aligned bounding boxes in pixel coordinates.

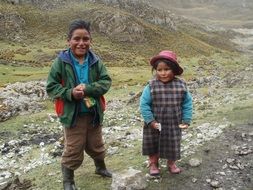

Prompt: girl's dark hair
[67,19,91,39]
[152,59,179,74]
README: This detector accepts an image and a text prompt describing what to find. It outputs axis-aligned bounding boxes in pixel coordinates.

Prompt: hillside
[146,0,253,28]
[0,0,239,69]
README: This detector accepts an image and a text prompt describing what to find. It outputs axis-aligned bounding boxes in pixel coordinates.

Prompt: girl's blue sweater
[140,84,193,125]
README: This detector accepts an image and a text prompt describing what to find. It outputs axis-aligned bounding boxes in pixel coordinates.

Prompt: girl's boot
[167,160,181,174]
[148,154,160,176]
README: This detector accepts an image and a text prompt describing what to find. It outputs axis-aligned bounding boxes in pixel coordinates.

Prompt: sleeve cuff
[182,120,191,125]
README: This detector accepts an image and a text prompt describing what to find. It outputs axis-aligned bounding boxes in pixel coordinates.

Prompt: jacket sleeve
[85,60,112,97]
[181,91,193,124]
[46,58,73,101]
[139,85,155,124]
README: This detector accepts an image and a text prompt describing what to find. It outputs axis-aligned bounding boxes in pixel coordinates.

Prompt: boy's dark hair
[152,59,179,74]
[67,19,91,39]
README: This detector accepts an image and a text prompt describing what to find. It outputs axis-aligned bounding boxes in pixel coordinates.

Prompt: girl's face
[156,61,175,83]
[68,28,91,61]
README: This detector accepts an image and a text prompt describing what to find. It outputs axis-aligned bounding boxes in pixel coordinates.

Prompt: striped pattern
[142,78,186,160]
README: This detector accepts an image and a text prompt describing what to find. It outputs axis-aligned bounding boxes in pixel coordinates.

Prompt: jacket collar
[58,48,99,66]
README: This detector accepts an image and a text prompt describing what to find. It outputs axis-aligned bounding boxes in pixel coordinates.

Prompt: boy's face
[156,61,175,83]
[68,28,91,60]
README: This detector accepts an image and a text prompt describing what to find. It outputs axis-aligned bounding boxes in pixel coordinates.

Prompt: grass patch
[0,109,52,132]
[108,66,151,87]
[194,97,253,126]
[0,64,49,87]
[23,160,61,190]
[22,139,145,190]
[224,100,253,124]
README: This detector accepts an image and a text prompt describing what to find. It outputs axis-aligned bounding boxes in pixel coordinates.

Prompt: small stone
[189,158,202,167]
[222,164,228,169]
[229,165,239,170]
[210,180,220,188]
[192,178,197,183]
[226,158,235,163]
[219,172,226,176]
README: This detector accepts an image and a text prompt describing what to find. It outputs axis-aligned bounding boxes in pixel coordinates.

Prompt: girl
[140,50,192,176]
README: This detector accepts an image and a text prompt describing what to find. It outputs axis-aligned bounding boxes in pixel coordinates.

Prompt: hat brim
[150,55,183,75]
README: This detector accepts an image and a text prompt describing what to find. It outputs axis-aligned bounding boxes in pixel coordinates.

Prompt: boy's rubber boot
[149,154,160,176]
[167,160,182,174]
[61,164,77,190]
[94,159,112,178]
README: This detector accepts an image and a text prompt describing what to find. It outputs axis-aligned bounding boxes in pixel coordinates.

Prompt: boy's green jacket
[46,49,111,127]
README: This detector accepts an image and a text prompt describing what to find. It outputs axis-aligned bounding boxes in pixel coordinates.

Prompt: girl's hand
[179,124,189,129]
[150,121,161,131]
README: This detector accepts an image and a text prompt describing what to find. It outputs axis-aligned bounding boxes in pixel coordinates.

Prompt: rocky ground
[0,54,252,190]
[149,121,253,190]
[1,100,252,190]
[0,81,252,190]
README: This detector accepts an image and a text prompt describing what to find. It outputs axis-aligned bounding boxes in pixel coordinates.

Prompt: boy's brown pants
[61,114,105,170]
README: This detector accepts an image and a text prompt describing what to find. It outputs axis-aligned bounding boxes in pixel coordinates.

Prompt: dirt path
[148,122,253,190]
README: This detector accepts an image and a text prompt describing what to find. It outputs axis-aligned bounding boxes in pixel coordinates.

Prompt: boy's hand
[72,86,84,100]
[76,84,86,91]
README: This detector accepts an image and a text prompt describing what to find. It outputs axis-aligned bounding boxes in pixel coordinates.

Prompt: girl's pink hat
[150,50,183,75]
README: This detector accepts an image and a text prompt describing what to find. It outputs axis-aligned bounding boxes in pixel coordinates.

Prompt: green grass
[0,51,249,88]
[108,66,152,86]
[0,108,52,131]
[0,64,50,87]
[193,90,253,126]
[217,97,253,125]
